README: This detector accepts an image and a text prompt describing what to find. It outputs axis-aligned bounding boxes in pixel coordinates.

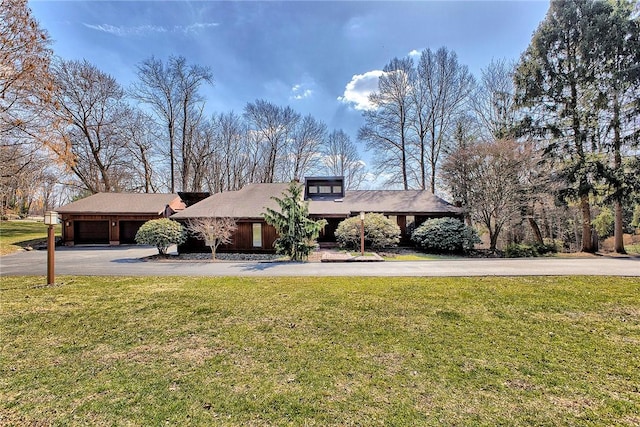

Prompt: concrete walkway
[1,246,639,277]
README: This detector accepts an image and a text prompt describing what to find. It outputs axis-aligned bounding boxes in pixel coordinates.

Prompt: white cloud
[83,22,219,37]
[290,83,313,100]
[181,22,220,34]
[83,23,167,36]
[408,49,421,58]
[338,70,383,111]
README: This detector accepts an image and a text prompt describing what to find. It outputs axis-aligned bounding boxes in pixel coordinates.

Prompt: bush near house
[335,213,400,250]
[504,242,558,258]
[411,217,479,254]
[135,218,186,255]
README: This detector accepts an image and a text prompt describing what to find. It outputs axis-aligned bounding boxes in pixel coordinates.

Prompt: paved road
[1,246,639,277]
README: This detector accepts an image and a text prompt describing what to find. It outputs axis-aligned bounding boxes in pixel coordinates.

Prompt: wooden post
[360,211,365,256]
[44,211,58,286]
[47,224,55,285]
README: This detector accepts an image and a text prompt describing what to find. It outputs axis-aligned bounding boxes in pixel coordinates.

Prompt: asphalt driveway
[1,246,639,277]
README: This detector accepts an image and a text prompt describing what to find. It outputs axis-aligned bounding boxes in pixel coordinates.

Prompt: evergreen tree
[590,0,640,253]
[263,182,326,261]
[514,0,610,253]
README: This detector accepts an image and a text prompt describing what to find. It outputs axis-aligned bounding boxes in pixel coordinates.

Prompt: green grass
[626,243,640,254]
[382,252,458,261]
[1,276,639,425]
[0,220,61,256]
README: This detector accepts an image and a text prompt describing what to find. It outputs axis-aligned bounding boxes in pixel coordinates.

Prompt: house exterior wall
[60,214,165,245]
[178,220,278,253]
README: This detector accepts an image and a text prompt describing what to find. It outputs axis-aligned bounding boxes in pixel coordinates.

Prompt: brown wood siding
[60,214,164,245]
[227,222,252,251]
[221,221,277,253]
[179,220,278,253]
[263,223,277,249]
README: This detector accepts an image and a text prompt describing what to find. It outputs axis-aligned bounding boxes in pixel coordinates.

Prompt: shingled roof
[172,183,461,219]
[171,183,290,219]
[56,193,185,215]
[308,190,462,216]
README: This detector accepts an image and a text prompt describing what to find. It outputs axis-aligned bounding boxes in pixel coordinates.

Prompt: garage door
[119,221,147,244]
[74,221,109,244]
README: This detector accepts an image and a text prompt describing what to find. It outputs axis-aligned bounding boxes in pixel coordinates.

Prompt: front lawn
[1,276,638,425]
[0,220,61,256]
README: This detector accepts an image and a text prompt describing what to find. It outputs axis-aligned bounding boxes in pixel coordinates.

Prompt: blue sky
[30,0,550,175]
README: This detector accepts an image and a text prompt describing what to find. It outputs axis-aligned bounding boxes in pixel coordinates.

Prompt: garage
[119,220,147,244]
[56,193,186,246]
[74,221,109,244]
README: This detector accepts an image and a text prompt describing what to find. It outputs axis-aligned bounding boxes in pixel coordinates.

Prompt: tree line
[2,0,639,253]
[359,0,640,254]
[1,0,366,216]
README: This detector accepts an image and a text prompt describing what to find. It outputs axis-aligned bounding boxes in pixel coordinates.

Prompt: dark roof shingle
[171,183,290,219]
[308,190,462,216]
[172,183,461,219]
[56,193,184,215]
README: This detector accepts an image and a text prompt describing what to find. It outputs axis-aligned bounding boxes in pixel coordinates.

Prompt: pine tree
[514,0,608,253]
[590,0,640,254]
[263,182,326,261]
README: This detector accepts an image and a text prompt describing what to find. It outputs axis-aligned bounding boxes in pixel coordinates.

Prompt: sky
[30,0,551,185]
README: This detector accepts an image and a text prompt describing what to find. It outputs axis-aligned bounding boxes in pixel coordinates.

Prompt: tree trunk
[528,217,544,245]
[614,199,626,254]
[612,93,626,254]
[489,230,499,253]
[420,137,426,190]
[580,193,594,253]
[169,122,175,193]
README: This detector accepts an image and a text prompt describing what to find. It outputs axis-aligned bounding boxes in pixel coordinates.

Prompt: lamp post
[359,211,365,256]
[44,211,58,286]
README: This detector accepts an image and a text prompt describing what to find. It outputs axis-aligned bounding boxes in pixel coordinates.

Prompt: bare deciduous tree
[187,217,237,260]
[359,57,414,190]
[413,47,475,193]
[131,56,213,192]
[443,139,533,252]
[244,99,300,183]
[322,130,366,190]
[0,0,53,137]
[204,111,251,193]
[48,59,136,193]
[286,115,326,181]
[0,0,56,217]
[470,58,517,140]
[122,111,161,193]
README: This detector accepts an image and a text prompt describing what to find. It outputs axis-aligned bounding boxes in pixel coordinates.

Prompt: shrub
[504,243,538,258]
[135,218,186,255]
[335,213,400,250]
[504,242,558,258]
[411,217,479,254]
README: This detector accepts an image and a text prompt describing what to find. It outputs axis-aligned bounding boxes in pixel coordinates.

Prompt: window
[319,185,332,194]
[308,186,318,194]
[252,223,262,247]
[332,185,342,194]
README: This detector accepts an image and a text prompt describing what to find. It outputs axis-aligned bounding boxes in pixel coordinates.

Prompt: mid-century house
[171,183,289,252]
[172,176,462,253]
[56,193,185,245]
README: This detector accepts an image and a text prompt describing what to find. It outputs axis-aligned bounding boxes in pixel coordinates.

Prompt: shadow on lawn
[235,261,302,272]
